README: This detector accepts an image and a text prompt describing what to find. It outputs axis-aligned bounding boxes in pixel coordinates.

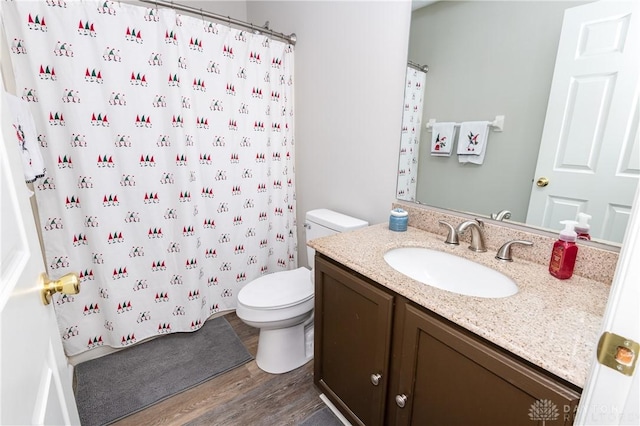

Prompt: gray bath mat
[74,316,253,426]
[299,407,344,426]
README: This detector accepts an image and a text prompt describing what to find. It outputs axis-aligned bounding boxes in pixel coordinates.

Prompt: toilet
[236,209,368,374]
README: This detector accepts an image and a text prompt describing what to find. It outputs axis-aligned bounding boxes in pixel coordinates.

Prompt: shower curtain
[3,1,297,355]
[396,66,426,202]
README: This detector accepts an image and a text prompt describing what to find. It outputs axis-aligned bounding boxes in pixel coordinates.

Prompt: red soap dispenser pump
[549,220,578,280]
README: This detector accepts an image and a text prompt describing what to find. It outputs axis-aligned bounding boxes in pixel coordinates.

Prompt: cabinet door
[392,303,581,426]
[314,255,394,426]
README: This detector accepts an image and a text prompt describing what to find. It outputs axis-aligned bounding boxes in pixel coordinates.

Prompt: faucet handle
[495,240,533,262]
[438,221,459,245]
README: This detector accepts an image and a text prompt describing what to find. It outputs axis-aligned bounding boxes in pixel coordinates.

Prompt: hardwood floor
[112,312,324,426]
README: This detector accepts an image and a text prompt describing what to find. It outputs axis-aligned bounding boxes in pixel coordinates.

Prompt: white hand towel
[457,121,490,165]
[4,92,46,182]
[430,122,456,157]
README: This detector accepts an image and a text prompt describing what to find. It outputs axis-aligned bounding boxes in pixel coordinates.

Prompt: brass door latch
[597,332,638,376]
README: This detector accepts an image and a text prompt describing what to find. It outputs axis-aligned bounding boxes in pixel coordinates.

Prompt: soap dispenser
[575,213,592,241]
[549,220,578,280]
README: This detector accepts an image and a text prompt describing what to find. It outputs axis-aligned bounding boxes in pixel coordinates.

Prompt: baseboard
[319,393,352,426]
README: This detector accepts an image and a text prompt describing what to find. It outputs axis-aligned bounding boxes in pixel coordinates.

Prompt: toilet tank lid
[238,267,313,309]
[306,209,368,232]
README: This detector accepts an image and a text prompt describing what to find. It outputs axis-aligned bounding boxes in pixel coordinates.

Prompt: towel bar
[426,115,504,132]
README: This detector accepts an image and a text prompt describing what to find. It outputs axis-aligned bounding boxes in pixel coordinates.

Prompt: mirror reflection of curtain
[396,66,426,202]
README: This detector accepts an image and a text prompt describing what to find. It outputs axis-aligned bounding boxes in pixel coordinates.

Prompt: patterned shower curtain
[3,0,297,356]
[396,66,426,201]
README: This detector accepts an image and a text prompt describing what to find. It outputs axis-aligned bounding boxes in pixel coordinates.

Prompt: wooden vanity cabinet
[314,255,394,426]
[314,254,581,426]
[387,302,581,426]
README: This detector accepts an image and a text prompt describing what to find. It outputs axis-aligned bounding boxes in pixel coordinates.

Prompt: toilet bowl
[236,267,314,374]
[236,209,368,374]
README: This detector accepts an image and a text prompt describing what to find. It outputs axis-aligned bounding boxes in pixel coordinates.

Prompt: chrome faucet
[490,209,512,221]
[456,219,486,252]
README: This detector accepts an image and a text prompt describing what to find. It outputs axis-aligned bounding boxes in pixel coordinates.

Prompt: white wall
[247,1,411,265]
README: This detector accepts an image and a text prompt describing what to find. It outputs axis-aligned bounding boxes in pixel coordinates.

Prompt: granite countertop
[308,223,610,388]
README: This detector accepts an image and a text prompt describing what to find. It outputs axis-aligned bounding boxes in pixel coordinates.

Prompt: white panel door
[526,0,640,243]
[0,102,80,423]
[576,184,640,425]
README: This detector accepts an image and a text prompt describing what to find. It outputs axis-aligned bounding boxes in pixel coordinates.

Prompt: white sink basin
[384,247,517,298]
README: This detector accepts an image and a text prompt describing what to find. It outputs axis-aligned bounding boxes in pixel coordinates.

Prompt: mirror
[397,0,639,246]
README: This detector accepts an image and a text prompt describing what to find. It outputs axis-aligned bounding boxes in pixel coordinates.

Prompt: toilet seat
[237,267,313,310]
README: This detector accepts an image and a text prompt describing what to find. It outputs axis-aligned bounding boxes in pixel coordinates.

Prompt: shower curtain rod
[138,0,297,45]
[408,60,429,73]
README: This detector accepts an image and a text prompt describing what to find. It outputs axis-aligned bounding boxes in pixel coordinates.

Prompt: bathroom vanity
[310,223,612,426]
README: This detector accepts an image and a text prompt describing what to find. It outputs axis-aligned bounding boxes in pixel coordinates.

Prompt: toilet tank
[304,209,368,269]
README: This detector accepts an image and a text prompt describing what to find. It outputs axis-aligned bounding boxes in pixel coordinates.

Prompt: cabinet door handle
[395,394,408,408]
[370,373,382,386]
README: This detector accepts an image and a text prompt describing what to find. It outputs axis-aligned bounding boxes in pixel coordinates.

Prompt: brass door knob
[40,272,80,305]
[536,177,550,187]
